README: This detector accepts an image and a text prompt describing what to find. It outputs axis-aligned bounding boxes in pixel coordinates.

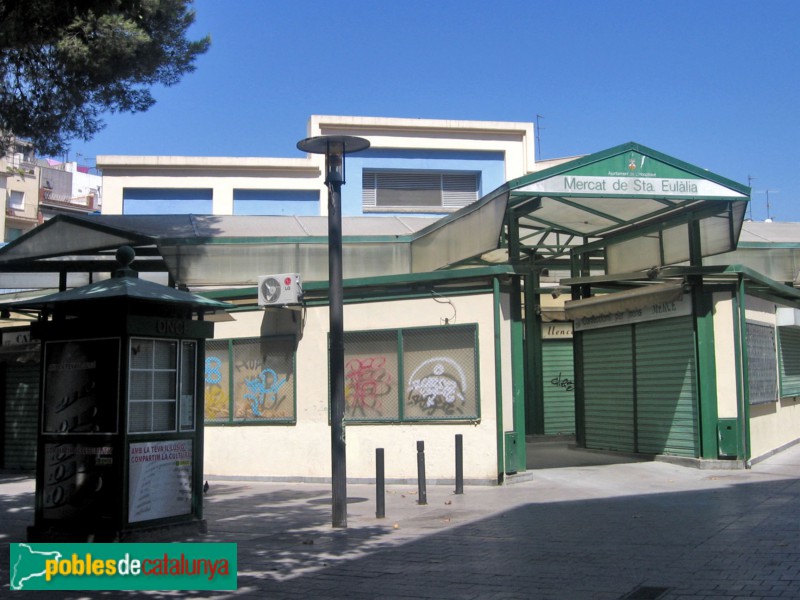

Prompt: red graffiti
[345,356,394,416]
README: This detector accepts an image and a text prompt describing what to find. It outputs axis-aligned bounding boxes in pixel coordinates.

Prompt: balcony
[39,189,99,213]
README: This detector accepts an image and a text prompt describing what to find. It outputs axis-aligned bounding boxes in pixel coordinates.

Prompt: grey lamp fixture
[296,135,370,528]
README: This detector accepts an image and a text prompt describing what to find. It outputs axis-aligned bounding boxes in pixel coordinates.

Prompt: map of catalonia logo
[10,543,237,591]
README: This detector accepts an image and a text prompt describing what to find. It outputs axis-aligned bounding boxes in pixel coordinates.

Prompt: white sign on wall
[128,439,192,523]
[572,294,693,331]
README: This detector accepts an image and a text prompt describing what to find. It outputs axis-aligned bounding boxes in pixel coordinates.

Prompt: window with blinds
[362,170,479,212]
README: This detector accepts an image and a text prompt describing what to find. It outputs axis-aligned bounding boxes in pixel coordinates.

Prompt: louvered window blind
[362,170,479,212]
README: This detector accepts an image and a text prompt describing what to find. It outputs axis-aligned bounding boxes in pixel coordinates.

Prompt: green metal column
[693,285,719,459]
[510,275,527,471]
[525,269,544,436]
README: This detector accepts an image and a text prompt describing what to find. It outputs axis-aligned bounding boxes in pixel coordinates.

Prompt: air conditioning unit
[257,273,302,306]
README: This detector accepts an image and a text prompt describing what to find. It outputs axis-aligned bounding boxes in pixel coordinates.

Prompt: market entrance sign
[518,151,747,198]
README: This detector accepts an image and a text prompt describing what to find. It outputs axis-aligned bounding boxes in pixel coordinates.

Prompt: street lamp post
[296,135,370,528]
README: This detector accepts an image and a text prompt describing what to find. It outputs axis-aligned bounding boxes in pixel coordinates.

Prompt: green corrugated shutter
[635,317,699,457]
[582,326,635,452]
[4,362,39,470]
[778,326,800,397]
[541,340,575,435]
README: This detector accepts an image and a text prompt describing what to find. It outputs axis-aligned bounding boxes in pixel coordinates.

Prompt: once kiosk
[13,246,231,541]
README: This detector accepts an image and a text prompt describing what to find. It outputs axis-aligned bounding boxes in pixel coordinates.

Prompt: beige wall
[713,292,738,419]
[203,291,511,483]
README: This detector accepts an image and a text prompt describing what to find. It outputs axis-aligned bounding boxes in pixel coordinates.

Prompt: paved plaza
[2,443,800,599]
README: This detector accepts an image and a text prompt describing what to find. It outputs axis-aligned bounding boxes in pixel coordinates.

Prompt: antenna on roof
[535,114,544,161]
[747,175,755,221]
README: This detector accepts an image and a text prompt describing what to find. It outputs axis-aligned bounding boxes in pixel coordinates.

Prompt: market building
[2,115,800,485]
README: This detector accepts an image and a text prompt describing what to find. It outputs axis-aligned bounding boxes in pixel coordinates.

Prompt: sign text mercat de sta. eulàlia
[562,175,698,194]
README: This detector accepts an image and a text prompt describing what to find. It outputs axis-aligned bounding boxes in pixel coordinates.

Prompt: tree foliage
[0,0,210,155]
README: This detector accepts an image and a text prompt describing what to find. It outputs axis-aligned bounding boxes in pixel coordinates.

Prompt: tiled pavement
[3,443,800,599]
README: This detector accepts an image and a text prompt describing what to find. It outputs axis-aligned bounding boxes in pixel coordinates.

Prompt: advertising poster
[128,440,193,523]
[42,339,121,434]
[42,443,117,521]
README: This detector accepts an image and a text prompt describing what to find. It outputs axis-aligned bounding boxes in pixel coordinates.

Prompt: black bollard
[376,448,385,519]
[416,441,427,505]
[455,434,464,495]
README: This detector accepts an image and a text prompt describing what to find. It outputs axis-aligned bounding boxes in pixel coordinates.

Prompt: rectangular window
[9,190,24,209]
[342,324,479,423]
[122,188,213,215]
[362,170,479,213]
[204,336,296,424]
[233,189,319,216]
[746,321,779,405]
[128,338,178,433]
[778,326,800,397]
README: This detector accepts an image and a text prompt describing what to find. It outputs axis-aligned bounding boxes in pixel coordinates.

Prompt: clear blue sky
[68,0,800,222]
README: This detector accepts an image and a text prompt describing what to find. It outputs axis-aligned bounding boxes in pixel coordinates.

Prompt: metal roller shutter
[582,326,635,452]
[541,340,576,435]
[4,362,39,470]
[635,317,698,457]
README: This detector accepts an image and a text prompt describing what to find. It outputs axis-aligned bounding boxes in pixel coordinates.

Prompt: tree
[0,0,210,155]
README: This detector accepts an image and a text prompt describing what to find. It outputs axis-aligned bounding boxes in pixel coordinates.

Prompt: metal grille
[204,337,295,423]
[343,330,399,421]
[231,338,295,421]
[204,339,231,422]
[362,170,479,211]
[344,324,479,422]
[403,326,478,420]
[747,321,778,405]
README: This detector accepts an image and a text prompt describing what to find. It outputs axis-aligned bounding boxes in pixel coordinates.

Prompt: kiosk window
[128,338,196,433]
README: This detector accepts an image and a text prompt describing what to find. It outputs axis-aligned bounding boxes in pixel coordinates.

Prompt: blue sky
[68,0,800,222]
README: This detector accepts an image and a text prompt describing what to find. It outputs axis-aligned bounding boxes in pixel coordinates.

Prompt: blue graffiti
[244,368,287,416]
[205,356,222,384]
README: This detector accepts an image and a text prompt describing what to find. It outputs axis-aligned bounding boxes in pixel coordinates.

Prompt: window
[128,338,196,433]
[204,337,296,424]
[233,189,319,216]
[746,322,778,404]
[9,190,24,210]
[123,188,213,215]
[778,326,800,397]
[362,170,479,213]
[342,324,479,422]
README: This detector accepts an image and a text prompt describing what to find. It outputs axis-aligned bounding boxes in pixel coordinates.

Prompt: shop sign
[573,294,693,331]
[541,322,573,339]
[519,151,746,198]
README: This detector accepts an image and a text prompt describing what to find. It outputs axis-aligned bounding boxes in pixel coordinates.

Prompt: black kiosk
[13,247,231,541]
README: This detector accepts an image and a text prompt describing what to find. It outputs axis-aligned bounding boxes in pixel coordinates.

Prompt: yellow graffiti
[204,384,229,420]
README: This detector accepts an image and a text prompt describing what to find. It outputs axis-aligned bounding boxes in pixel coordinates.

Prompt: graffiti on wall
[204,356,229,420]
[242,367,288,417]
[406,356,468,416]
[345,356,394,417]
[203,351,293,420]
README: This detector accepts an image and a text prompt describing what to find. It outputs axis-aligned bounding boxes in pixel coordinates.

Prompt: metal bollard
[376,448,385,519]
[416,441,427,505]
[455,434,464,494]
